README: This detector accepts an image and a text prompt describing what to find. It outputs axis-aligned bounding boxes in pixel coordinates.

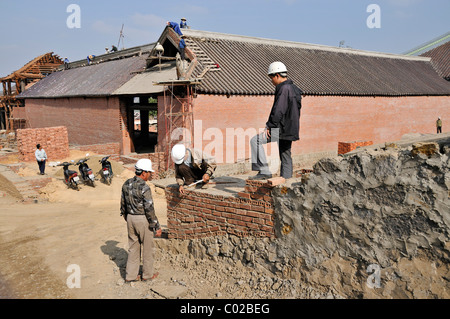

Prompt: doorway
[128,96,158,153]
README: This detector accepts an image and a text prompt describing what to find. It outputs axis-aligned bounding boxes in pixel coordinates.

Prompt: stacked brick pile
[338,140,373,155]
[16,126,70,162]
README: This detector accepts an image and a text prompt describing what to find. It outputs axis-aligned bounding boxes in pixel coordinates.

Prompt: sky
[0,0,449,77]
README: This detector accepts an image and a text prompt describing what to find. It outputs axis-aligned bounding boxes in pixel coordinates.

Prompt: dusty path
[0,156,320,300]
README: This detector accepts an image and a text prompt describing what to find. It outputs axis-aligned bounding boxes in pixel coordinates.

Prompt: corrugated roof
[180,29,450,96]
[421,41,450,80]
[18,55,147,98]
[113,62,177,95]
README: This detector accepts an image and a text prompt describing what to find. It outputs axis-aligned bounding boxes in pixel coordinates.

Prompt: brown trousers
[125,214,155,281]
[177,162,207,185]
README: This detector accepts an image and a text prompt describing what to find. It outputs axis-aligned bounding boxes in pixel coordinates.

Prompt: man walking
[35,144,47,175]
[120,159,161,282]
[250,61,302,180]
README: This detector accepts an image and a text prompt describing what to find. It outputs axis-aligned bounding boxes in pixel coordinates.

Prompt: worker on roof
[179,35,186,60]
[180,18,188,29]
[111,45,118,52]
[64,57,69,70]
[250,61,303,180]
[87,55,96,65]
[171,144,216,194]
[167,21,183,36]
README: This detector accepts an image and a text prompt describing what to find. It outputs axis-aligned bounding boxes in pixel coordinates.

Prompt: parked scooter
[57,161,80,190]
[99,155,113,185]
[75,154,96,187]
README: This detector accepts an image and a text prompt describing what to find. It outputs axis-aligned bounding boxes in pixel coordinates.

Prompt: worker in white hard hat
[171,144,217,194]
[120,158,161,282]
[250,61,303,180]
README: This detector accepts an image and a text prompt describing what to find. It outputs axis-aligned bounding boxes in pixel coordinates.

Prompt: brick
[267,177,286,186]
[237,192,251,199]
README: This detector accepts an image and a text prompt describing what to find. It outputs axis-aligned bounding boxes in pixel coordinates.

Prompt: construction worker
[437,117,442,134]
[167,21,183,36]
[180,18,188,29]
[120,158,161,282]
[171,144,216,194]
[250,61,302,180]
[179,35,187,61]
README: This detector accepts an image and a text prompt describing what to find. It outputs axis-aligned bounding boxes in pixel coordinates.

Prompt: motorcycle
[75,154,96,187]
[99,155,113,185]
[57,161,80,190]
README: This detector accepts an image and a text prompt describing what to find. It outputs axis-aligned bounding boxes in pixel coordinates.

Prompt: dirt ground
[0,151,320,300]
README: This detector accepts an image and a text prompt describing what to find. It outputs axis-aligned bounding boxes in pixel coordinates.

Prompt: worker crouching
[171,144,216,194]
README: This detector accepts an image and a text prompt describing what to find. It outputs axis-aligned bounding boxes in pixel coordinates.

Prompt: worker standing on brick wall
[35,144,47,175]
[171,144,217,194]
[437,117,442,134]
[250,61,302,180]
[120,159,161,283]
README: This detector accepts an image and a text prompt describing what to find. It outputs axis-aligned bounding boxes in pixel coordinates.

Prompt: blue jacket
[168,22,183,36]
[179,39,186,49]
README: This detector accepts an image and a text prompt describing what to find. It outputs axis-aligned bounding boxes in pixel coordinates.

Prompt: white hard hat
[135,158,154,172]
[171,144,186,165]
[268,61,287,75]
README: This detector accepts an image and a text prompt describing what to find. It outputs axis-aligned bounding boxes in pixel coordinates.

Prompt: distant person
[180,18,188,29]
[120,159,161,282]
[171,144,216,194]
[105,47,110,54]
[179,35,186,60]
[35,144,47,175]
[436,117,442,134]
[87,55,96,65]
[63,57,69,70]
[111,45,118,52]
[166,21,183,36]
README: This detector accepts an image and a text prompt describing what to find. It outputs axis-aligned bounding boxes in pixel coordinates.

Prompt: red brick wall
[21,97,122,147]
[192,94,450,162]
[165,178,279,240]
[338,141,374,155]
[16,126,70,162]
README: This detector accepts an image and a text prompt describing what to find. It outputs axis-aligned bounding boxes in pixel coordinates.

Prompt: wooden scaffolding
[0,52,63,131]
[157,79,199,169]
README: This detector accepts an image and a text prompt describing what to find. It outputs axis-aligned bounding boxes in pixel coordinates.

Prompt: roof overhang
[112,63,178,96]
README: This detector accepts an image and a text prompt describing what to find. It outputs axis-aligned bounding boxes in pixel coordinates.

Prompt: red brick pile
[338,140,373,155]
[16,126,70,162]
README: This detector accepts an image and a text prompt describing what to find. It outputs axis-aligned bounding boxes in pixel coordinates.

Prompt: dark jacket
[120,176,159,229]
[266,79,302,141]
